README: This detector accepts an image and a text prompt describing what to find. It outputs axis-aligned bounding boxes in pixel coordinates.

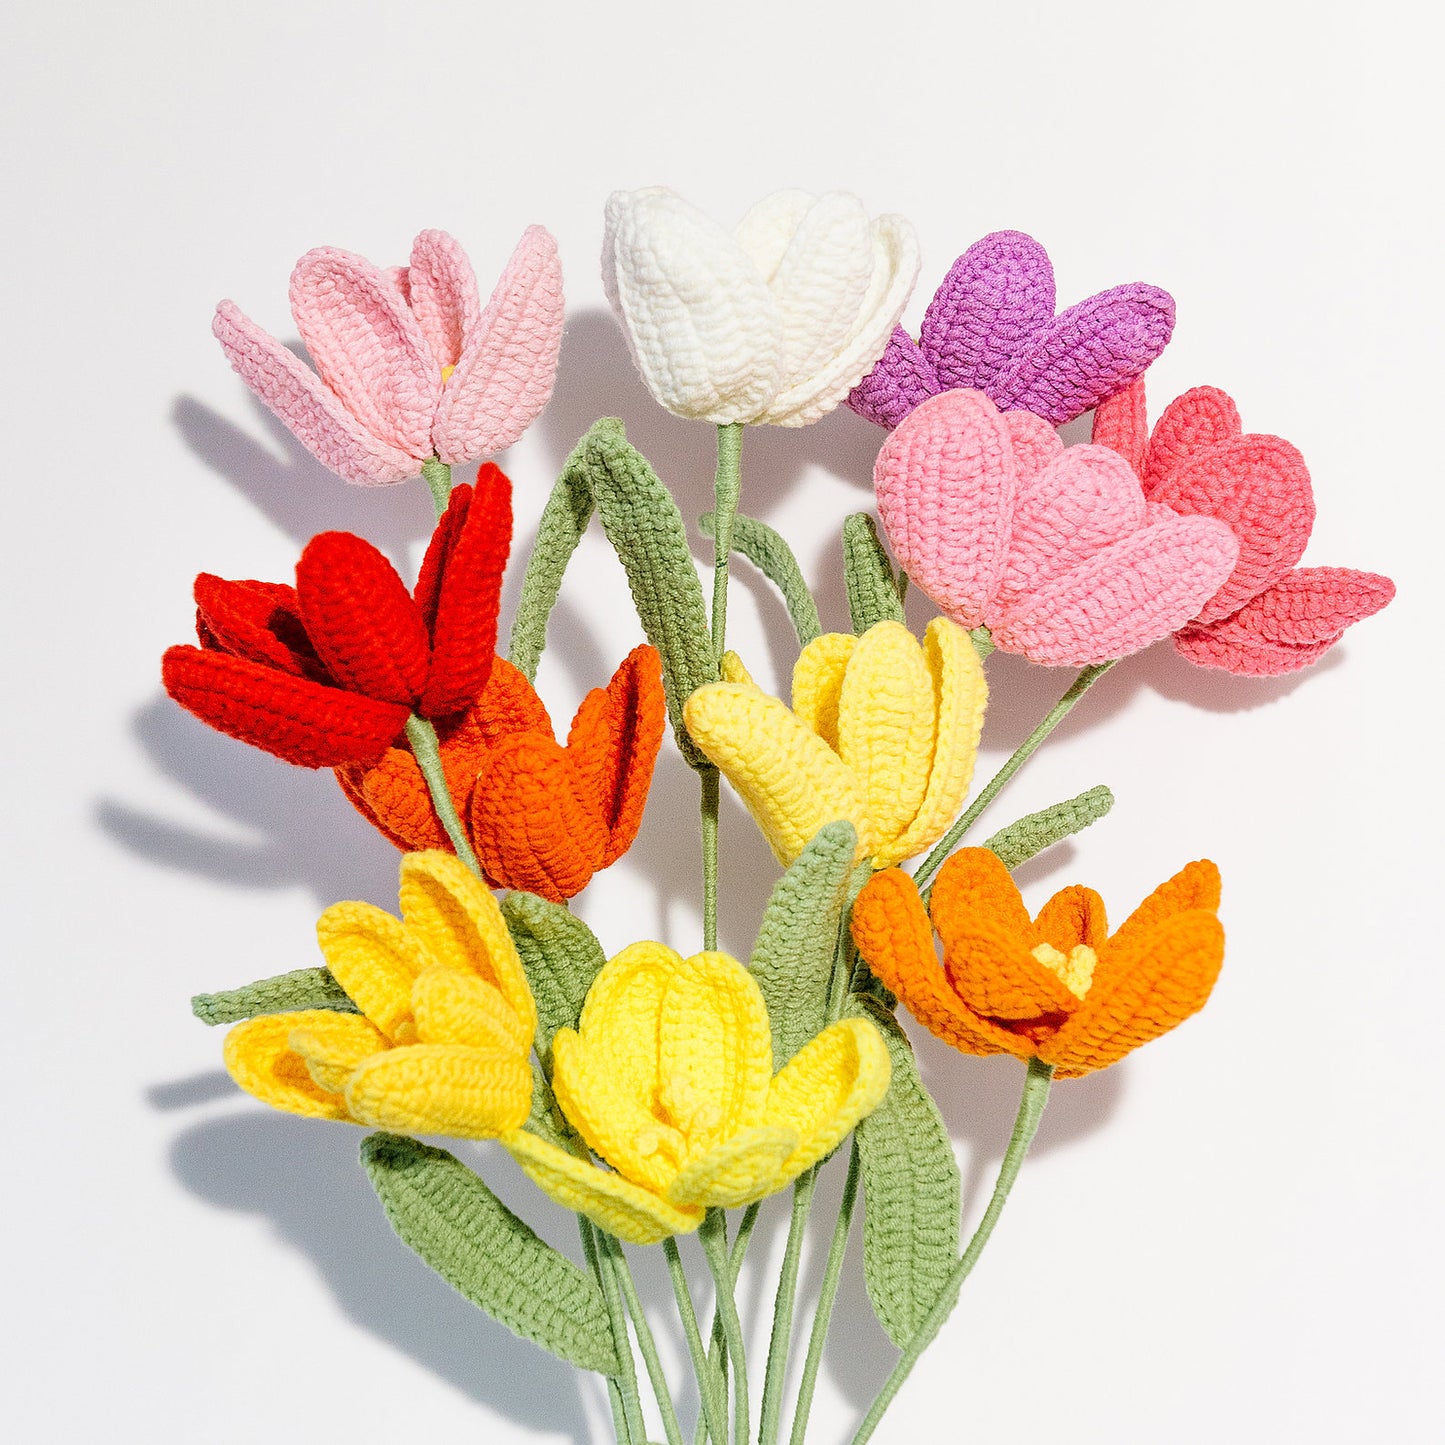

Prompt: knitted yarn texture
[214,226,563,485]
[603,187,919,426]
[851,848,1224,1077]
[848,230,1174,428]
[1092,379,1395,674]
[873,389,1241,666]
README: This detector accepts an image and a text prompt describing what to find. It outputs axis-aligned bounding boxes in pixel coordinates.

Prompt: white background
[3,2,1441,1441]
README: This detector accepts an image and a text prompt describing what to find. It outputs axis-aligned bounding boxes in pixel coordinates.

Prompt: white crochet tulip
[603,188,920,427]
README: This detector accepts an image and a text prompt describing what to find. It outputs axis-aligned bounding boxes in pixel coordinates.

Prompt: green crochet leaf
[191,967,357,1025]
[699,509,821,645]
[507,453,595,683]
[983,784,1115,870]
[361,1133,620,1376]
[750,820,858,1068]
[526,1063,578,1154]
[842,513,905,632]
[848,996,961,1347]
[501,890,607,1054]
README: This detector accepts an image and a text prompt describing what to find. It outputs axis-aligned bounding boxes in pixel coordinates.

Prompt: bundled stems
[850,1057,1055,1445]
[699,1210,751,1445]
[758,1169,818,1445]
[594,1230,648,1445]
[666,1237,730,1445]
[614,1244,686,1445]
[403,714,482,876]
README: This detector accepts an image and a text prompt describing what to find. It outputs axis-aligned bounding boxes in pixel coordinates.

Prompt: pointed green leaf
[848,996,961,1346]
[699,509,821,645]
[191,967,357,1026]
[842,513,904,632]
[983,784,1114,870]
[501,890,607,1053]
[361,1133,620,1375]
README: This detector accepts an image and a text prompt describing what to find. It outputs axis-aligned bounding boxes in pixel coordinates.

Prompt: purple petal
[846,326,941,428]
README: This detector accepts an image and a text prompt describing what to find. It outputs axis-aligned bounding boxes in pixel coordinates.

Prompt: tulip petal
[410,965,529,1054]
[212,300,421,485]
[1033,884,1109,953]
[792,633,858,750]
[333,742,459,852]
[930,847,1033,939]
[288,1011,389,1093]
[874,389,1017,629]
[1143,385,1242,486]
[1001,408,1065,481]
[223,1012,357,1120]
[846,326,941,429]
[193,575,322,678]
[684,683,870,864]
[162,645,408,768]
[1107,859,1221,958]
[669,1127,799,1209]
[407,228,480,370]
[1173,620,1334,676]
[1091,377,1150,478]
[991,514,1240,666]
[346,1043,532,1138]
[504,1130,704,1245]
[603,188,782,423]
[434,225,565,462]
[316,900,434,1043]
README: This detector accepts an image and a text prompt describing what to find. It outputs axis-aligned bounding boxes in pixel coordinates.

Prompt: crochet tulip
[1093,380,1395,675]
[852,848,1224,1077]
[683,619,986,869]
[848,230,1174,429]
[224,851,535,1135]
[874,389,1241,666]
[602,187,919,427]
[338,645,666,903]
[162,469,510,767]
[504,944,890,1243]
[214,227,563,485]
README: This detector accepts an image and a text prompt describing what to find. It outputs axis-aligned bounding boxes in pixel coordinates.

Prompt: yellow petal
[287,1011,389,1093]
[882,618,988,868]
[411,964,531,1054]
[503,1130,705,1245]
[397,850,537,1042]
[720,650,755,686]
[345,1044,533,1139]
[760,1017,891,1181]
[669,1126,798,1208]
[316,901,431,1042]
[223,1012,355,1121]
[658,952,773,1156]
[835,621,937,852]
[792,632,858,750]
[684,682,871,864]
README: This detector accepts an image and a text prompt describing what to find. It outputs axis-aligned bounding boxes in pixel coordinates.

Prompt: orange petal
[930,848,1034,942]
[851,870,1026,1059]
[1034,885,1108,953]
[1109,860,1221,957]
[1039,911,1224,1077]
[466,656,554,742]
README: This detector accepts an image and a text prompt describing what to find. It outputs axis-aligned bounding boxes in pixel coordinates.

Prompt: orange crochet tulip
[851,848,1223,1077]
[337,644,665,903]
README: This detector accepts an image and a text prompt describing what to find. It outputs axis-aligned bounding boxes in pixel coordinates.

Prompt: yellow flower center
[1031,942,1098,1000]
[441,363,456,383]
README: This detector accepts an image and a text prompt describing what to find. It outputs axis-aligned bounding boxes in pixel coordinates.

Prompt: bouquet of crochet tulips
[164,190,1394,1444]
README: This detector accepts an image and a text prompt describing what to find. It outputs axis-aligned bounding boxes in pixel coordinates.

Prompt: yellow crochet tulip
[683,618,987,869]
[504,944,890,1244]
[224,851,535,1139]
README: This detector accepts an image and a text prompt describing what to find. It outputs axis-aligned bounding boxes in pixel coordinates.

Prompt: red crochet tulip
[162,466,511,765]
[1093,381,1394,675]
[336,645,666,902]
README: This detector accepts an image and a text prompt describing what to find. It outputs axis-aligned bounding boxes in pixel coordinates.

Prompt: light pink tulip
[213,227,564,486]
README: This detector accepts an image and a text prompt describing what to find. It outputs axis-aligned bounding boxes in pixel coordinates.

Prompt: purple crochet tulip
[847,231,1175,428]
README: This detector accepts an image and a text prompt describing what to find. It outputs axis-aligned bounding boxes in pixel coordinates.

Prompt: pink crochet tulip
[874,389,1240,666]
[213,227,564,486]
[1093,380,1395,675]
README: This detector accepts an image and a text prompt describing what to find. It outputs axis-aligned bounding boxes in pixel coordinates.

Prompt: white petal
[733,189,817,282]
[603,187,782,423]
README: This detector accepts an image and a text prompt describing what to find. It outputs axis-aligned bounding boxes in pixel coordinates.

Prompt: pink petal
[407,229,481,370]
[432,225,564,464]
[212,301,420,486]
[1091,377,1149,478]
[288,246,440,459]
[1147,435,1315,624]
[992,515,1239,666]
[873,389,1017,629]
[991,445,1147,617]
[1001,409,1064,481]
[1143,386,1241,488]
[1173,623,1334,676]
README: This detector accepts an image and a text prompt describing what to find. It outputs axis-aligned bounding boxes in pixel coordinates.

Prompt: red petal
[1142,386,1242,486]
[162,645,407,767]
[193,574,324,678]
[416,466,512,717]
[295,531,431,706]
[1090,378,1148,478]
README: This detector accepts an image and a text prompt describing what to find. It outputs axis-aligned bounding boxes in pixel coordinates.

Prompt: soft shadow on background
[119,306,1332,1431]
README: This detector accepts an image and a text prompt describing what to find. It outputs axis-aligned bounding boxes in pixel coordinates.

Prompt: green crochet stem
[790,1139,861,1445]
[702,767,720,951]
[850,1057,1055,1445]
[614,1240,685,1445]
[695,1204,762,1445]
[913,659,1117,892]
[420,457,452,518]
[404,714,482,877]
[758,1168,818,1445]
[580,1220,635,1445]
[666,1236,730,1445]
[700,1209,750,1445]
[595,1229,648,1445]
